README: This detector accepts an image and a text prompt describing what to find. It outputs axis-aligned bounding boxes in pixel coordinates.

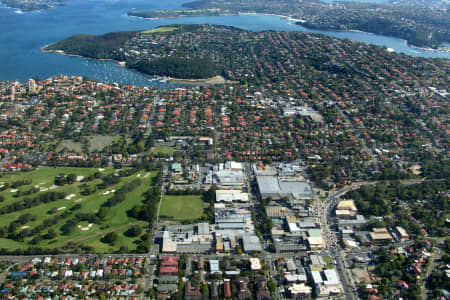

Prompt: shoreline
[127,11,238,20]
[125,10,449,54]
[41,47,127,66]
[297,23,449,54]
[0,0,64,12]
[42,46,229,85]
[169,75,233,85]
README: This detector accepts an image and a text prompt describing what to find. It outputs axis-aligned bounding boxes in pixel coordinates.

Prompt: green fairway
[0,167,158,253]
[83,227,146,253]
[0,238,24,250]
[160,195,205,221]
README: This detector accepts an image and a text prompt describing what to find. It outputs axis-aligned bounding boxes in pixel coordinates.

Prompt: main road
[320,178,432,300]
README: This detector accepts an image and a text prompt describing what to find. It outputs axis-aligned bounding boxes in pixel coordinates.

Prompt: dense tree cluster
[45,32,137,59]
[366,247,423,300]
[54,173,77,186]
[128,185,161,222]
[347,180,449,237]
[0,192,66,215]
[128,57,218,79]
[102,178,141,208]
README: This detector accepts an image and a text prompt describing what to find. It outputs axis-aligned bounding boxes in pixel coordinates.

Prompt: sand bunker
[76,176,85,182]
[78,223,93,231]
[102,189,115,195]
[65,194,76,200]
[57,206,66,211]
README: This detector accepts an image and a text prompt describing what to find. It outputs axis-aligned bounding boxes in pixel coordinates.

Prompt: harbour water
[0,0,448,86]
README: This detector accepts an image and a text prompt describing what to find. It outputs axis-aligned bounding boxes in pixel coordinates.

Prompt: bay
[0,0,448,86]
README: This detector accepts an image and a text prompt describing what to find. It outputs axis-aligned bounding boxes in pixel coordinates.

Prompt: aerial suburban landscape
[0,0,449,299]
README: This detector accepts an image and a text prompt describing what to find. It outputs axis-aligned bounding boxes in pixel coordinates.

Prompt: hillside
[44,25,219,79]
[44,31,137,60]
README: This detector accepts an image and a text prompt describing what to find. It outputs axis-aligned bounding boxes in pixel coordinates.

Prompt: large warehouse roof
[242,235,262,252]
[256,176,311,199]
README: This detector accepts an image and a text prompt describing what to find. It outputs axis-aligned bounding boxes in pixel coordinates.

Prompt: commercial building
[335,200,358,218]
[161,223,213,253]
[394,226,409,241]
[288,283,312,299]
[210,260,221,274]
[256,176,312,200]
[307,229,324,251]
[311,269,342,298]
[265,206,295,218]
[171,163,182,174]
[197,223,210,235]
[369,227,394,244]
[338,215,367,230]
[250,258,262,271]
[205,161,245,187]
[216,190,249,203]
[242,235,262,252]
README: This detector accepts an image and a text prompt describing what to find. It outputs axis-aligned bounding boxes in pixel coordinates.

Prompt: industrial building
[256,176,312,200]
[216,190,249,203]
[242,235,262,252]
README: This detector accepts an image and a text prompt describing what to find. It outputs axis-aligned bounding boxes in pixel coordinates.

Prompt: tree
[102,232,118,245]
[125,225,142,237]
[67,173,77,184]
[136,284,144,294]
[267,280,276,293]
[44,229,57,239]
[201,283,209,297]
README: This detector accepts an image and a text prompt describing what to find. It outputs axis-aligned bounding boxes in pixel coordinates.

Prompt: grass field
[323,255,335,269]
[151,146,177,156]
[58,135,119,152]
[141,27,178,34]
[0,167,158,253]
[160,195,205,221]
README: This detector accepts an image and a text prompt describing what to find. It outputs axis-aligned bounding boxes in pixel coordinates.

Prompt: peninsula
[128,0,450,49]
[1,0,65,11]
[44,25,222,80]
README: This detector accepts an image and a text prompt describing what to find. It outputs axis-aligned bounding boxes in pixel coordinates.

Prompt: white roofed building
[288,283,312,298]
[216,190,249,203]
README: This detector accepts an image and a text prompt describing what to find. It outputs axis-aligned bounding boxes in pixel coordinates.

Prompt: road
[421,238,445,300]
[320,179,434,300]
[145,163,168,294]
[320,185,357,300]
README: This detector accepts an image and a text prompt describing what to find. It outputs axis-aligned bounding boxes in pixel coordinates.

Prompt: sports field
[160,195,205,221]
[150,146,177,155]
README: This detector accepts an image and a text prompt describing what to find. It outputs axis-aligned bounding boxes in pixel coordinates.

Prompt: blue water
[0,0,448,86]
[320,0,389,3]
